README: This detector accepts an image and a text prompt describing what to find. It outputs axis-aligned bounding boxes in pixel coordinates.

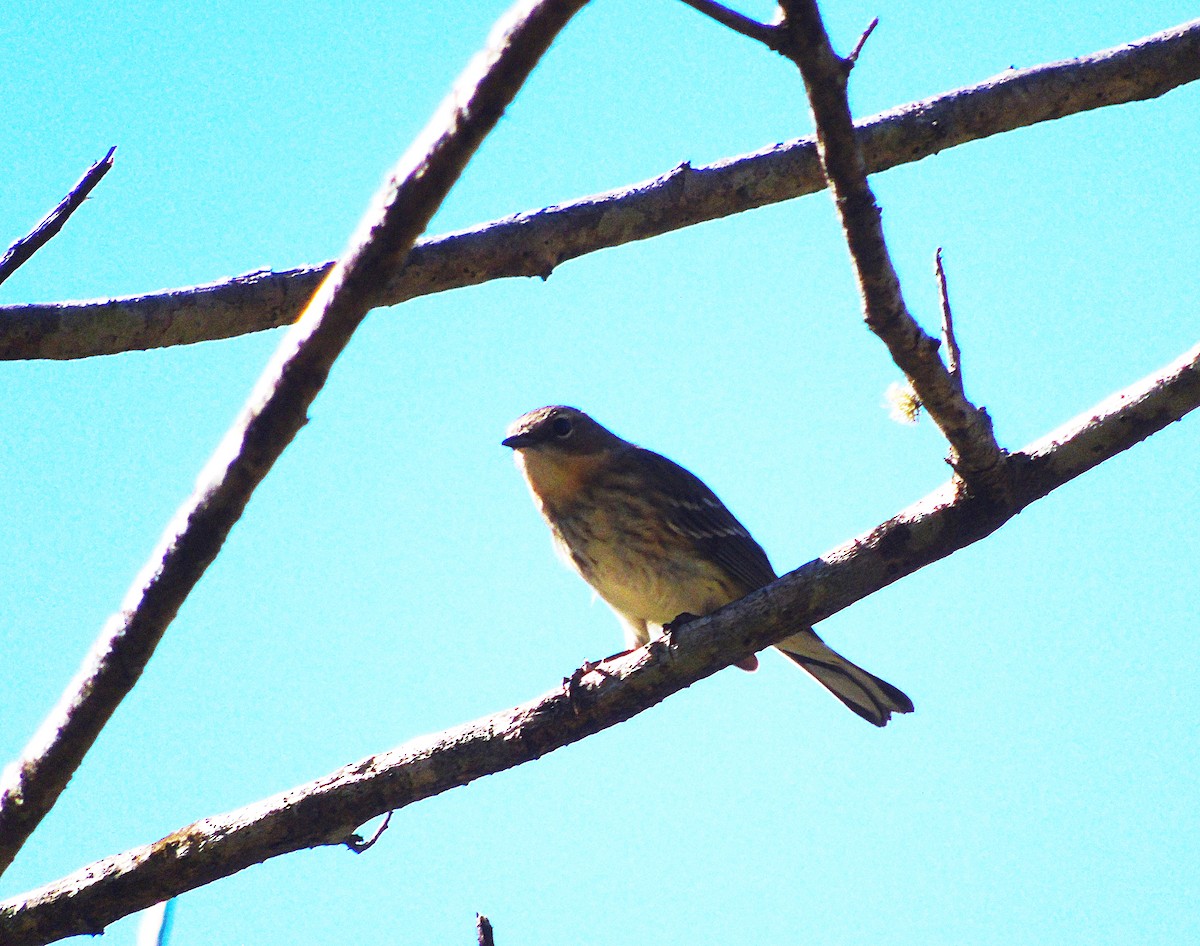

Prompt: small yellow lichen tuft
[885,381,923,425]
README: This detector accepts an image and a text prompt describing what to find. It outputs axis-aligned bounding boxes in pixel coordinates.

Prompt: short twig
[344,812,393,854]
[0,147,116,289]
[935,248,963,394]
[675,0,783,51]
[477,913,495,946]
[847,17,879,65]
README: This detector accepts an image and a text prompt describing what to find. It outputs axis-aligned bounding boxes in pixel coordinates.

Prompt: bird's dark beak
[502,433,533,449]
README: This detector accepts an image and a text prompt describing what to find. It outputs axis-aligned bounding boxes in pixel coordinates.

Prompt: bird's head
[502,406,626,507]
[502,405,622,453]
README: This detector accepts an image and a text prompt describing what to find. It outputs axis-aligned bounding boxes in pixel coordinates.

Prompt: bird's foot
[650,613,699,662]
[663,612,700,634]
[563,658,613,715]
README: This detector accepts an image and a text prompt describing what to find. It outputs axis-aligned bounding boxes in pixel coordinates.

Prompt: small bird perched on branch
[503,405,913,726]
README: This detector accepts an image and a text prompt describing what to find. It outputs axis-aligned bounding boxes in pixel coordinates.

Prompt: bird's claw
[563,659,610,715]
[564,658,601,686]
[663,612,699,633]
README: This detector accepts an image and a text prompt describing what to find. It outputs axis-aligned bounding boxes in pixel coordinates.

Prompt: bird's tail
[774,629,914,727]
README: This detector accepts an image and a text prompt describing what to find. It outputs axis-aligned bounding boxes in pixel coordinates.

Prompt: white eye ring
[551,417,573,438]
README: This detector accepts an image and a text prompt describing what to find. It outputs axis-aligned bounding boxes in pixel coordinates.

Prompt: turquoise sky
[2,1,1197,944]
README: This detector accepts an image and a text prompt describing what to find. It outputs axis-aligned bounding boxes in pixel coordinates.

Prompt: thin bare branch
[2,337,1197,945]
[0,147,116,289]
[936,248,963,395]
[2,17,1197,361]
[675,0,783,51]
[778,0,1007,497]
[0,0,588,880]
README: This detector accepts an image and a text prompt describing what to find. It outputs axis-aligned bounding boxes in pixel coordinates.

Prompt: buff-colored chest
[514,448,729,628]
[513,446,607,518]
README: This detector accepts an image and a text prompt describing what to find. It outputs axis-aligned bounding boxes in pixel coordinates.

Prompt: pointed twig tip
[847,16,879,65]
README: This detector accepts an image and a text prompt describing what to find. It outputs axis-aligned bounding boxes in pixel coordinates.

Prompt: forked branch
[778,0,1008,497]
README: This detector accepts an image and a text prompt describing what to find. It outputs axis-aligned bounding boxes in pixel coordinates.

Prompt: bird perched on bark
[503,405,913,727]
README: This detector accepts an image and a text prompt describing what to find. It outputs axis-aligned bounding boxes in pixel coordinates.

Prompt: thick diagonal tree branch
[778,0,1007,497]
[0,147,116,289]
[2,338,1197,945]
[1,17,1196,361]
[0,0,587,880]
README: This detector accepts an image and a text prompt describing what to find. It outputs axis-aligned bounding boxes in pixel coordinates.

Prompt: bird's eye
[551,416,573,438]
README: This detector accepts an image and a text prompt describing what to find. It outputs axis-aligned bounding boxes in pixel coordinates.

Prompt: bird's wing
[626,447,777,594]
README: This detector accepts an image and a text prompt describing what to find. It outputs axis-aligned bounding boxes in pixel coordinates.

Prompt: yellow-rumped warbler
[503,405,913,726]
